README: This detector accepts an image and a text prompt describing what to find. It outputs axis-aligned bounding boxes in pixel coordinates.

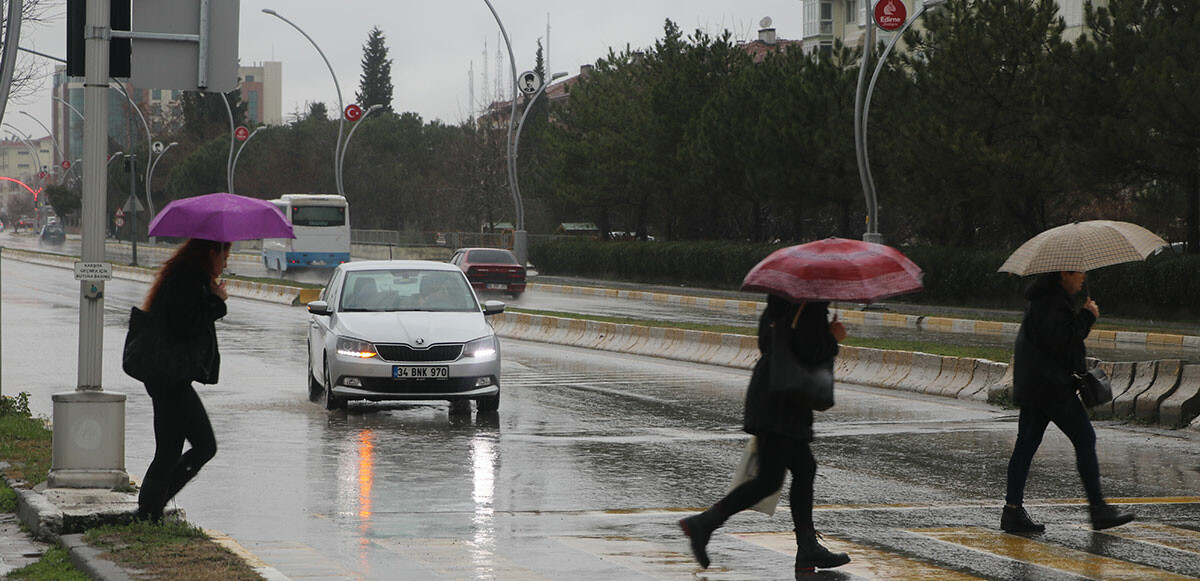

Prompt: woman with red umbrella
[679,238,923,575]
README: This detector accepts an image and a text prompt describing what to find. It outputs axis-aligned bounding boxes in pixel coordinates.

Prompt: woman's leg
[680,435,788,568]
[1005,406,1051,506]
[1046,398,1102,505]
[162,384,218,503]
[787,441,817,531]
[139,382,190,519]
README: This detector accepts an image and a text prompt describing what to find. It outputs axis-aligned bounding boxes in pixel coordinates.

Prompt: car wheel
[321,355,346,411]
[477,392,500,412]
[448,400,472,416]
[307,346,322,402]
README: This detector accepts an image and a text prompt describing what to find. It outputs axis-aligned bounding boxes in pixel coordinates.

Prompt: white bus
[263,194,351,272]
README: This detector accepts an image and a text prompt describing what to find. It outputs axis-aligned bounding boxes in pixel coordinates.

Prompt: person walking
[679,295,851,575]
[136,238,231,522]
[1002,271,1134,533]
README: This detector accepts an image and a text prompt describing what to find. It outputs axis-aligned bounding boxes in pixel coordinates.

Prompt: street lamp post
[481,0,527,265]
[510,71,566,265]
[19,111,65,172]
[146,141,177,208]
[337,104,382,195]
[111,82,156,218]
[854,0,946,244]
[230,128,264,196]
[263,8,345,196]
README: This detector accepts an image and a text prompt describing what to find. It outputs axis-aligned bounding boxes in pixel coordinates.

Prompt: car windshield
[339,269,477,312]
[469,249,518,264]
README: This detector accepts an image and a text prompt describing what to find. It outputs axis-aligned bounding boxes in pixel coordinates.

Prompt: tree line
[47,0,1198,252]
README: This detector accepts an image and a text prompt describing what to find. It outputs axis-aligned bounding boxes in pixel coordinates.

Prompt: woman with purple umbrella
[136,239,230,522]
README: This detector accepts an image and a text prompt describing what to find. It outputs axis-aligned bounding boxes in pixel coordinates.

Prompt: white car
[306,260,504,412]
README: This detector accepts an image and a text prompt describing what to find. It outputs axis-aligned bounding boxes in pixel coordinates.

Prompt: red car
[450,247,526,297]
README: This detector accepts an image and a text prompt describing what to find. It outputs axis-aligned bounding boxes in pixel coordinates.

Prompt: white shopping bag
[727,436,783,516]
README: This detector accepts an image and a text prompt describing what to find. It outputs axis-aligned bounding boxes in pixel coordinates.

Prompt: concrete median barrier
[1112,361,1158,419]
[959,361,1006,401]
[1135,359,1183,422]
[897,353,943,393]
[1159,364,1200,427]
[1091,361,1135,420]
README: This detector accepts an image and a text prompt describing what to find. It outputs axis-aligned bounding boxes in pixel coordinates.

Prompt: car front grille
[358,377,481,394]
[376,344,463,362]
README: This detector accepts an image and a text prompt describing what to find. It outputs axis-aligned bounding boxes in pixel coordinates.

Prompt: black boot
[1001,505,1045,533]
[679,505,725,569]
[1090,503,1134,530]
[135,477,167,524]
[794,527,850,573]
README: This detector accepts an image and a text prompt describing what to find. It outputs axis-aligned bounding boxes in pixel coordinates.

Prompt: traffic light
[66,0,131,78]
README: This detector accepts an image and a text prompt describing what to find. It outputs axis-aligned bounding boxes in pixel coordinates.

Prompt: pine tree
[356,26,394,114]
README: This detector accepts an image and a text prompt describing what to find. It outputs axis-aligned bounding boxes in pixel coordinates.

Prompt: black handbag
[1076,368,1113,408]
[122,307,201,385]
[767,323,835,411]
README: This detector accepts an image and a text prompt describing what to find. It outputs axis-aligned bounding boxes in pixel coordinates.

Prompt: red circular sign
[115,217,125,228]
[344,104,363,122]
[37,171,46,179]
[235,126,250,141]
[874,0,907,31]
[61,160,71,170]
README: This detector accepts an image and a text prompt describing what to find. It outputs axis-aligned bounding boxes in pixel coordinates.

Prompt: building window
[152,88,162,100]
[804,1,819,37]
[847,0,857,24]
[820,1,834,34]
[172,90,181,100]
[245,74,255,83]
[248,91,259,124]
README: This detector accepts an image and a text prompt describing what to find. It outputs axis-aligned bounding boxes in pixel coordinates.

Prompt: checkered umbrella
[741,238,924,303]
[998,220,1167,276]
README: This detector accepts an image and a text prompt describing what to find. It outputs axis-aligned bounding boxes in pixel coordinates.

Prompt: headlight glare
[464,336,497,358]
[336,337,378,359]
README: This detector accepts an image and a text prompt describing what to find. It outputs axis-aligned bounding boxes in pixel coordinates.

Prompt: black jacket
[1012,275,1095,407]
[743,298,839,441]
[149,268,226,384]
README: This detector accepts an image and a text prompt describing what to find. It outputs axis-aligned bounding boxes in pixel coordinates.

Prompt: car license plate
[486,283,507,290]
[311,260,326,266]
[393,366,449,379]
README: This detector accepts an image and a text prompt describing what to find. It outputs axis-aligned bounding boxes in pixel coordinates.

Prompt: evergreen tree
[356,26,394,114]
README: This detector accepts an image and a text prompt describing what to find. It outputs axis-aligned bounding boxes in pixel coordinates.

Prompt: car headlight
[336,337,378,359]
[463,336,497,358]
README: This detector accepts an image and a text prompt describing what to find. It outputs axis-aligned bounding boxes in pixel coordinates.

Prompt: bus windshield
[291,205,346,227]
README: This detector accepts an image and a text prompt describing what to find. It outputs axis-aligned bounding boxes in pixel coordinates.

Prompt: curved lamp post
[481,0,528,265]
[146,141,177,208]
[263,8,345,196]
[511,70,566,257]
[52,95,85,123]
[854,0,946,244]
[230,127,265,196]
[110,82,156,218]
[337,104,382,195]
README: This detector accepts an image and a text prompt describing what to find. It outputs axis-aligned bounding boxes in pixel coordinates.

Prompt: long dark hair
[142,239,230,310]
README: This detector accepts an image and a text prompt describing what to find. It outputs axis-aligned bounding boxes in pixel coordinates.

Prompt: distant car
[450,247,527,297]
[39,223,65,244]
[306,260,505,412]
[17,218,33,231]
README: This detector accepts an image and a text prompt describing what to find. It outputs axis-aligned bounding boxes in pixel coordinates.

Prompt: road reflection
[471,429,498,576]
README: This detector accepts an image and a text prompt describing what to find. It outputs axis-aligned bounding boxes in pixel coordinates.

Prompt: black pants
[1006,396,1103,506]
[141,382,218,508]
[718,434,817,530]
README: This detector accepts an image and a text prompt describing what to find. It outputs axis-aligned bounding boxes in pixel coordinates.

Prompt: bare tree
[2,0,55,103]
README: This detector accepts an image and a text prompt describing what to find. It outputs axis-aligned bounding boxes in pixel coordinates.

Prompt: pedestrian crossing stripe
[909,527,1196,580]
[735,531,983,580]
[1089,522,1200,554]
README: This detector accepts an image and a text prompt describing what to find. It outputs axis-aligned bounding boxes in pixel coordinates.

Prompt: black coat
[1012,275,1095,407]
[148,268,226,384]
[743,298,839,441]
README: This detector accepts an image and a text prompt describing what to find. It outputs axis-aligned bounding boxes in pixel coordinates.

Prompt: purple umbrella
[147,193,295,242]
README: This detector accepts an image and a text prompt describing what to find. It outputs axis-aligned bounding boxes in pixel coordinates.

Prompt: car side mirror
[482,300,505,316]
[307,300,331,316]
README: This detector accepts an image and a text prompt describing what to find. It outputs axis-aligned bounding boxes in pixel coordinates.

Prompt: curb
[526,282,1200,351]
[491,311,1200,429]
[60,534,133,581]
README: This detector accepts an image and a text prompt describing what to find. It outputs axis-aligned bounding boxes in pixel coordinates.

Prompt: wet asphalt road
[4,256,1200,580]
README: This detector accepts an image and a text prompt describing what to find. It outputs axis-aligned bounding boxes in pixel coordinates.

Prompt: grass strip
[84,521,262,581]
[0,391,262,580]
[506,308,1012,362]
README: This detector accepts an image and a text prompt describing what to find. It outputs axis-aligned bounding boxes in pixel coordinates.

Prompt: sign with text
[74,262,113,281]
[874,0,907,31]
[235,126,250,141]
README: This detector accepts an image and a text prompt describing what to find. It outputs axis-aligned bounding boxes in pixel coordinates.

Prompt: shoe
[794,527,850,573]
[1090,503,1134,530]
[1001,505,1045,533]
[679,509,723,569]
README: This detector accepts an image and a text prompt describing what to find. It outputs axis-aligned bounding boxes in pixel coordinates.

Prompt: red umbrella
[742,238,924,303]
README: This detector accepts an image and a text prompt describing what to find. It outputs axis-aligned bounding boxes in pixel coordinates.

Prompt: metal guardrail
[350,230,580,251]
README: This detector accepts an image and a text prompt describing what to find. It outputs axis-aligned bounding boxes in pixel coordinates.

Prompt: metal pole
[510,72,565,266]
[221,93,235,192]
[481,0,525,264]
[337,104,382,194]
[111,82,155,218]
[230,126,263,195]
[262,9,344,196]
[20,112,65,170]
[146,142,176,201]
[127,154,138,266]
[854,3,879,243]
[0,0,23,126]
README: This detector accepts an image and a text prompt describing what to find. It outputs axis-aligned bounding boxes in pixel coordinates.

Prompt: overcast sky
[7,0,802,140]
